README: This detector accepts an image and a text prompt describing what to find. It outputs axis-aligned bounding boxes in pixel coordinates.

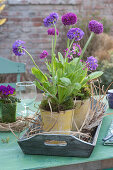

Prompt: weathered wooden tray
[17,99,105,157]
[17,121,102,157]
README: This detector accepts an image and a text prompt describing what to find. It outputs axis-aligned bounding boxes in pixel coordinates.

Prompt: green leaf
[81,71,103,86]
[56,62,63,69]
[56,69,63,79]
[66,66,87,84]
[60,77,71,86]
[46,62,52,73]
[58,52,65,64]
[74,83,81,90]
[70,58,79,65]
[35,81,44,91]
[31,67,48,82]
[81,78,89,86]
[88,71,103,80]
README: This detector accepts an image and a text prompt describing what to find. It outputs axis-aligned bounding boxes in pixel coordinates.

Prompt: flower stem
[51,36,54,56]
[76,32,94,68]
[67,38,70,48]
[23,49,39,69]
[53,24,57,53]
[79,32,94,62]
[65,38,75,61]
[67,25,72,48]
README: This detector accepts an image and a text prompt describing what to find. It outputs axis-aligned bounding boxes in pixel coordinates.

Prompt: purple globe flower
[47,28,59,36]
[40,50,48,59]
[12,40,25,56]
[88,20,103,34]
[50,12,59,21]
[43,12,59,27]
[61,13,77,26]
[67,28,84,40]
[86,56,98,70]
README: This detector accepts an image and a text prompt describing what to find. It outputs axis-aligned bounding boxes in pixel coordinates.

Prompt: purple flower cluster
[86,56,98,70]
[43,12,59,27]
[39,50,48,59]
[47,28,59,36]
[0,85,15,96]
[72,43,82,56]
[67,28,84,40]
[61,13,77,26]
[12,40,25,56]
[64,48,73,59]
[64,43,82,59]
[88,20,103,34]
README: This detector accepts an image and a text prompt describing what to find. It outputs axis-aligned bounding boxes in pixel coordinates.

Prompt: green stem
[67,39,70,48]
[67,25,72,48]
[51,36,54,56]
[23,48,47,82]
[23,49,38,68]
[65,38,75,61]
[79,32,94,62]
[53,24,57,54]
[76,32,94,69]
[50,36,56,93]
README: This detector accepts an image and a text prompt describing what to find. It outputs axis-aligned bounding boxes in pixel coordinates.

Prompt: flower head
[12,40,25,56]
[7,85,15,95]
[40,50,48,59]
[43,12,59,27]
[47,28,59,36]
[86,56,98,70]
[67,28,84,40]
[0,85,15,96]
[61,13,77,26]
[88,20,103,34]
[72,43,82,56]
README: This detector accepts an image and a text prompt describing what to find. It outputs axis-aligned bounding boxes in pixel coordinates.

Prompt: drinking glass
[16,81,37,117]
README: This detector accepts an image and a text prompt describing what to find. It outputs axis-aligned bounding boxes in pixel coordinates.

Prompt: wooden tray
[17,121,102,157]
[17,99,105,157]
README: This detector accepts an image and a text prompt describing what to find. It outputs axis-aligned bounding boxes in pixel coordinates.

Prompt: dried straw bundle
[0,117,26,132]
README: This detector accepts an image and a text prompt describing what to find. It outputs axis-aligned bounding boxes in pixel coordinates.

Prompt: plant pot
[72,98,90,130]
[40,109,74,134]
[0,103,17,123]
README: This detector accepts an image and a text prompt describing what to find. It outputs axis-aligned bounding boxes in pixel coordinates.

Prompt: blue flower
[12,40,25,56]
[43,12,59,27]
[86,56,98,70]
[67,28,84,40]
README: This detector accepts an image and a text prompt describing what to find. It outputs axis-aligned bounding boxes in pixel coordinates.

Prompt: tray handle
[40,134,72,147]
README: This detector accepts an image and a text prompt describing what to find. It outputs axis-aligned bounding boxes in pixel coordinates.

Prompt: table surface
[0,95,113,170]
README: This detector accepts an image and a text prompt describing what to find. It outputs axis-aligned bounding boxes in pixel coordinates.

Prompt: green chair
[0,57,26,88]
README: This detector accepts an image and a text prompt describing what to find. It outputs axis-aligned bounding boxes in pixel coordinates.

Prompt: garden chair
[0,56,26,88]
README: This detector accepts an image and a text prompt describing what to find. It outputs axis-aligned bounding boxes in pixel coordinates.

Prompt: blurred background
[0,0,113,91]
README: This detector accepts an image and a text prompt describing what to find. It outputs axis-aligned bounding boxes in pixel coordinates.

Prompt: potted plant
[12,12,103,133]
[0,85,20,123]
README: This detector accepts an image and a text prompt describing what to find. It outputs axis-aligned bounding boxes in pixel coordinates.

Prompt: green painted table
[0,102,113,170]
